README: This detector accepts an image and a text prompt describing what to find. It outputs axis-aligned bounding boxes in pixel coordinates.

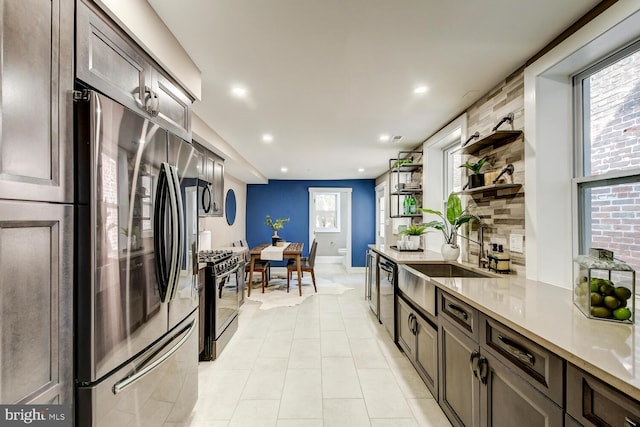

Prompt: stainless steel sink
[407,263,492,278]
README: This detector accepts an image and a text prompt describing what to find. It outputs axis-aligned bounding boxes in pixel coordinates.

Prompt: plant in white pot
[420,193,475,261]
[398,223,428,250]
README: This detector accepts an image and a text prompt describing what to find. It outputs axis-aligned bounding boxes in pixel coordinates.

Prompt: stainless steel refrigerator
[75,89,200,426]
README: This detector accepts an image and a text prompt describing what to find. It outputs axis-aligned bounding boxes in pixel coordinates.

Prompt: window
[443,143,463,198]
[313,192,340,232]
[574,40,640,277]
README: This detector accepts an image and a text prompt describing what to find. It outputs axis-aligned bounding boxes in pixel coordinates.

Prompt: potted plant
[420,193,475,260]
[392,158,413,169]
[460,156,487,189]
[264,215,289,244]
[398,223,428,250]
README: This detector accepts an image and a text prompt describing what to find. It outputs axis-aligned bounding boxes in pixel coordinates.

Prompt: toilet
[337,248,347,266]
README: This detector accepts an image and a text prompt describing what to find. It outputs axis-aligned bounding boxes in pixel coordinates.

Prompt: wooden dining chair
[287,239,318,294]
[239,239,271,293]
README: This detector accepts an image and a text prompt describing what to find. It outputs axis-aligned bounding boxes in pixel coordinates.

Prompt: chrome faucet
[458,215,486,268]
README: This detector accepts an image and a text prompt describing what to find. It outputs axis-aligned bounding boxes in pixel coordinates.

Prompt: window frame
[572,38,640,256]
[312,191,341,233]
[443,142,463,202]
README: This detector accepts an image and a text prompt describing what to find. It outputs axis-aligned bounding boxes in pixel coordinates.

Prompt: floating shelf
[390,214,424,219]
[455,183,522,195]
[389,163,423,173]
[391,189,422,196]
[460,130,522,155]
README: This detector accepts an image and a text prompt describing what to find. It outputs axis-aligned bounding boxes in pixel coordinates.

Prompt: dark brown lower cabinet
[439,315,563,427]
[481,351,563,427]
[397,296,438,397]
[439,315,481,427]
[566,363,640,426]
[565,413,582,427]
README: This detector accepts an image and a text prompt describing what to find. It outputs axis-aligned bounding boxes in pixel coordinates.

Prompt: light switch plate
[510,233,524,253]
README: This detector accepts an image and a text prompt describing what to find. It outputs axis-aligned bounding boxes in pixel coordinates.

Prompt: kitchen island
[370,243,640,424]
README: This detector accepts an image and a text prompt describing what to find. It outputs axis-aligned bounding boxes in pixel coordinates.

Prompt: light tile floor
[188,264,452,427]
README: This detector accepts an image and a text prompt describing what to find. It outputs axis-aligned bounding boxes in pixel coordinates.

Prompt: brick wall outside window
[586,50,640,273]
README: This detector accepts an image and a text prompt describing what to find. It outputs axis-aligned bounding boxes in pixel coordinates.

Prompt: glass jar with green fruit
[573,253,636,324]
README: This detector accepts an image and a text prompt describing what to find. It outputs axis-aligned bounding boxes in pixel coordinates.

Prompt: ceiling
[148,0,601,183]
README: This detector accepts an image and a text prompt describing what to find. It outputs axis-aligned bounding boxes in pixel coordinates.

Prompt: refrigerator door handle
[166,164,184,301]
[154,162,172,302]
[112,319,196,395]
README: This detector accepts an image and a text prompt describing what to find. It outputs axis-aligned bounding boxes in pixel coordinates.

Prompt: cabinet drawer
[482,316,564,405]
[439,291,479,340]
[566,363,640,426]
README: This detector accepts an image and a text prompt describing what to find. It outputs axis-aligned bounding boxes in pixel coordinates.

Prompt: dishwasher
[365,250,379,320]
[378,256,397,339]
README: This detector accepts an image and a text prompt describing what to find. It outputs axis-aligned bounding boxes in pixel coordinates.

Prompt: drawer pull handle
[448,303,469,321]
[498,335,535,366]
[626,417,639,427]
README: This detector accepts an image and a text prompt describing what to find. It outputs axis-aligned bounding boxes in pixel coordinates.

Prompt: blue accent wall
[246,179,375,267]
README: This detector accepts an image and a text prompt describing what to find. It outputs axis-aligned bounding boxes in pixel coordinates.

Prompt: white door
[375,183,386,245]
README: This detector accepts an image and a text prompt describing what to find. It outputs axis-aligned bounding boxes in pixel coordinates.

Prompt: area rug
[245,277,353,310]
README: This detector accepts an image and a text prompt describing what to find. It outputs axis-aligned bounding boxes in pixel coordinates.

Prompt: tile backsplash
[461,69,526,276]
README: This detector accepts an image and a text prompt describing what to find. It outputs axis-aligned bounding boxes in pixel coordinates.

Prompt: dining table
[247,242,304,296]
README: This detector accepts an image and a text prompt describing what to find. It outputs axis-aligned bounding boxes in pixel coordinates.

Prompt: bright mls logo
[0,406,70,427]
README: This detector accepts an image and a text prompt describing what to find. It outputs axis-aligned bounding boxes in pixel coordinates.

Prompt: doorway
[375,182,386,245]
[308,187,352,269]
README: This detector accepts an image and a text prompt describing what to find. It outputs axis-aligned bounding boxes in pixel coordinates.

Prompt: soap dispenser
[489,244,510,274]
[487,243,510,273]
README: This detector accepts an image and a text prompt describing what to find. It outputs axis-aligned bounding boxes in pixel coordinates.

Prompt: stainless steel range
[199,249,244,360]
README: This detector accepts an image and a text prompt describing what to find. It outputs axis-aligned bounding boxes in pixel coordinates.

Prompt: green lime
[614,287,632,301]
[613,307,632,321]
[600,283,615,296]
[590,292,603,306]
[590,278,602,292]
[603,296,621,310]
[591,307,611,318]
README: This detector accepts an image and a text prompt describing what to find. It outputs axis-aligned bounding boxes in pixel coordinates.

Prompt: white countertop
[369,244,640,401]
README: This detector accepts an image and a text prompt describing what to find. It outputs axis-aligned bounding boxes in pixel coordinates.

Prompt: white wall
[524,1,640,287]
[200,174,247,248]
[422,114,467,252]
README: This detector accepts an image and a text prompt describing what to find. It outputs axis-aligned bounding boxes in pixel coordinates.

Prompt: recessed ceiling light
[358,168,365,173]
[262,134,273,142]
[379,134,390,142]
[231,86,247,97]
[280,167,288,173]
[413,85,428,94]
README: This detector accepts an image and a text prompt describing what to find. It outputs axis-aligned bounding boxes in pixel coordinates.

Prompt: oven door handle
[216,262,241,281]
